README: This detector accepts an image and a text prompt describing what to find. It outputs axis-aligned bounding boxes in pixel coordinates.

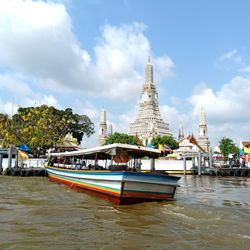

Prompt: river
[0,175,249,250]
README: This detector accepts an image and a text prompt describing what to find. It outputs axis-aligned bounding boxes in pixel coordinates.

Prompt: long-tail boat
[45,143,180,205]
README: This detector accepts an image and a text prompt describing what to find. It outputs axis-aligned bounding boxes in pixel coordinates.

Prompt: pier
[2,167,47,177]
[182,151,250,176]
[0,146,47,177]
[192,166,250,177]
[182,151,213,176]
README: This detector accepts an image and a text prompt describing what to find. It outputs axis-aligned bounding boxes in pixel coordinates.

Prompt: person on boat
[241,154,246,168]
[81,161,90,170]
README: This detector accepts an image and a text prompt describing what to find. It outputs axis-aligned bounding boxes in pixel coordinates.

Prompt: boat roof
[49,143,161,159]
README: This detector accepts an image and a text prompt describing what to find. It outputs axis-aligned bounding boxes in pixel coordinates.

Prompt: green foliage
[59,108,94,144]
[0,105,94,156]
[151,135,179,150]
[219,137,239,161]
[0,113,18,146]
[104,132,139,146]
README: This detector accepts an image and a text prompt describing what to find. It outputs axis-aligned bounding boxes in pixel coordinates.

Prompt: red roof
[242,141,250,147]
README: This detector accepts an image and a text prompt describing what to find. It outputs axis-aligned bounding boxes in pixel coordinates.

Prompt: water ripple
[0,175,250,249]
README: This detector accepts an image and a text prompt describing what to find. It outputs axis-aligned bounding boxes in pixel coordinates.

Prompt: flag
[163,144,172,152]
[158,144,165,152]
[244,147,250,154]
[20,143,31,152]
[134,133,143,146]
[18,150,29,160]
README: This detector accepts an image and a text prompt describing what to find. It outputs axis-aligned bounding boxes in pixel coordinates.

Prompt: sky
[1,0,250,148]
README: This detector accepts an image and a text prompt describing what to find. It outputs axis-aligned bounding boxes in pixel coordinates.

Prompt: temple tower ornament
[129,56,172,146]
[197,106,210,151]
[98,108,107,146]
[178,122,185,142]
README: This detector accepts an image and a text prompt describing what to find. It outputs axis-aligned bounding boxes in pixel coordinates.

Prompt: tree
[151,135,179,150]
[0,113,19,146]
[104,132,139,146]
[11,105,67,155]
[0,105,94,156]
[219,137,239,161]
[60,108,94,144]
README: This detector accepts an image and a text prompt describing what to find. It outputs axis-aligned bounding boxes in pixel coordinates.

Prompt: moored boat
[45,143,181,205]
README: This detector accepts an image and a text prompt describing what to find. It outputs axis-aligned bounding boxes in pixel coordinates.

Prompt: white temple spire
[199,106,206,126]
[98,108,107,146]
[197,106,210,152]
[178,122,185,141]
[145,56,153,84]
[129,57,171,146]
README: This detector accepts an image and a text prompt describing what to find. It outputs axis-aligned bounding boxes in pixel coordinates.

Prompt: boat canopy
[49,143,161,160]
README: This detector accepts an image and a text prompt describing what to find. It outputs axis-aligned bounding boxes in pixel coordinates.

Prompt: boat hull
[46,166,180,205]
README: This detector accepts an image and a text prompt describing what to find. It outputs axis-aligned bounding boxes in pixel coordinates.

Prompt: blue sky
[1,0,250,148]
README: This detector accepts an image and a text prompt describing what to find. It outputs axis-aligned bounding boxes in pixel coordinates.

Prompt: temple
[197,106,210,151]
[98,108,108,146]
[178,122,185,142]
[129,56,172,145]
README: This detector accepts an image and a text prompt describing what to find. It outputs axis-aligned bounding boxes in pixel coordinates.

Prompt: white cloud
[154,56,174,79]
[188,76,250,145]
[40,95,59,107]
[0,73,33,96]
[239,65,250,73]
[220,49,238,61]
[217,49,244,71]
[0,72,60,113]
[161,105,190,138]
[81,105,136,148]
[0,98,18,116]
[91,22,150,100]
[192,82,208,95]
[189,76,250,123]
[71,100,98,121]
[0,0,90,90]
[0,1,174,102]
[234,56,243,64]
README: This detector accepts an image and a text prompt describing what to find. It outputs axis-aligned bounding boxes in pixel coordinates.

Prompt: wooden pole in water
[0,153,2,168]
[209,149,213,168]
[183,155,186,175]
[8,146,13,170]
[15,148,18,168]
[192,154,195,169]
[198,152,202,176]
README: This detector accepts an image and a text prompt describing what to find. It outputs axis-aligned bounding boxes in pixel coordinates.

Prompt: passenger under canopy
[49,143,161,160]
[47,143,161,171]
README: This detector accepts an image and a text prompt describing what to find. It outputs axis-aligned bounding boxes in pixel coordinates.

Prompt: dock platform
[1,167,47,177]
[192,166,250,177]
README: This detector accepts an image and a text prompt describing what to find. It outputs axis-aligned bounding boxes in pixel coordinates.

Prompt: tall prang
[129,56,172,145]
[178,122,185,142]
[98,108,107,146]
[197,106,210,151]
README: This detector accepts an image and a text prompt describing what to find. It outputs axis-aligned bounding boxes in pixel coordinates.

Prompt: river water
[0,175,249,250]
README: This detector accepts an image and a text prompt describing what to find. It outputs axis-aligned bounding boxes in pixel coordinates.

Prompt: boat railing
[50,162,136,172]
